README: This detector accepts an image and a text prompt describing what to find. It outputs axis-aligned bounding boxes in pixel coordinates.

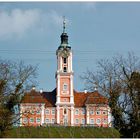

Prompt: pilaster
[41,104,45,125]
[71,106,74,126]
[56,75,60,104]
[56,105,60,124]
[107,106,112,127]
[86,107,89,124]
[70,75,74,104]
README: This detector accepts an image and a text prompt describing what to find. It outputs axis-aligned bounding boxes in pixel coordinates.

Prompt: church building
[20,19,112,127]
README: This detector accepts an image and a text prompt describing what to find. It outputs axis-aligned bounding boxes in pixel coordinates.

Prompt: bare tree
[0,59,37,137]
[81,52,140,137]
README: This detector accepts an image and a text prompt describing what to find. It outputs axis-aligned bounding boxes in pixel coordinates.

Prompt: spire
[63,16,66,33]
[61,16,68,45]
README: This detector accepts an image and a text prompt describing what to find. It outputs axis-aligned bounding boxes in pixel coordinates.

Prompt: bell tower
[55,17,74,126]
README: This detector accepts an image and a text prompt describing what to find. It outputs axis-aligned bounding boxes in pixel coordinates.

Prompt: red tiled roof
[21,90,46,103]
[74,90,108,107]
[21,88,108,107]
[74,91,90,107]
[21,89,56,107]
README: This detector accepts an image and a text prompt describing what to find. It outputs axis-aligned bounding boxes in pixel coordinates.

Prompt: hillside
[5,126,120,138]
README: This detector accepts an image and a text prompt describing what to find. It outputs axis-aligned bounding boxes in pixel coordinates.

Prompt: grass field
[5,126,120,138]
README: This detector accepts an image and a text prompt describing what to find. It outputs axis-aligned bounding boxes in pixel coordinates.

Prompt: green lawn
[5,126,120,138]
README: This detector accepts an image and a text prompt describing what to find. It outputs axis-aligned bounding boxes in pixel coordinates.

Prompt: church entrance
[63,107,68,126]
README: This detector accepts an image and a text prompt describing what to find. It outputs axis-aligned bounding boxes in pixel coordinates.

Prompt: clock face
[60,48,70,58]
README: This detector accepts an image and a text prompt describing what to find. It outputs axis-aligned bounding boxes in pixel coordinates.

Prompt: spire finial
[63,16,66,33]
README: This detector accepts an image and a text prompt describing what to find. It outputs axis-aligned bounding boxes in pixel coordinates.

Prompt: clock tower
[55,17,74,126]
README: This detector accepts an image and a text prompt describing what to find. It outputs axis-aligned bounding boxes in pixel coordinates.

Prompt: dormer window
[63,57,67,64]
[63,67,67,72]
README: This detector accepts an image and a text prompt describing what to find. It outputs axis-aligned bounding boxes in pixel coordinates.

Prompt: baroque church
[19,19,112,127]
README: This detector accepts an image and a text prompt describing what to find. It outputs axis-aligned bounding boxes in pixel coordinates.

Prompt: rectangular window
[75,119,79,124]
[52,119,55,123]
[90,110,94,115]
[30,118,34,123]
[96,110,101,115]
[36,110,41,114]
[23,118,27,123]
[90,119,94,124]
[75,109,79,115]
[31,110,34,114]
[81,119,85,124]
[63,57,67,64]
[81,108,86,115]
[102,118,108,124]
[63,67,67,72]
[52,108,55,115]
[46,118,50,123]
[36,118,41,123]
[96,118,101,124]
[46,109,50,115]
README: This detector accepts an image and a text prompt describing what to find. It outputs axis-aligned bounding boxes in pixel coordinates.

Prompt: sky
[0,2,140,91]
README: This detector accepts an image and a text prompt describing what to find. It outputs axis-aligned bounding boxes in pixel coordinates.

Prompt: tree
[0,59,37,137]
[81,52,140,137]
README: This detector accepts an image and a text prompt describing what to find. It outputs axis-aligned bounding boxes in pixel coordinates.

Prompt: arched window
[63,57,67,64]
[64,108,67,114]
[63,67,67,72]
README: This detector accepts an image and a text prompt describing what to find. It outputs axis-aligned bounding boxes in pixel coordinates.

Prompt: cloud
[0,8,73,41]
[45,10,71,29]
[0,9,41,40]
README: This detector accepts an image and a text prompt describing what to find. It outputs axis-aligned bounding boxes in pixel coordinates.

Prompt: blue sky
[0,2,140,91]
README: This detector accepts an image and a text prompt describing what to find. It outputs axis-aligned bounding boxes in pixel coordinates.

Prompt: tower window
[63,67,67,72]
[64,108,67,114]
[63,57,67,64]
[63,83,68,91]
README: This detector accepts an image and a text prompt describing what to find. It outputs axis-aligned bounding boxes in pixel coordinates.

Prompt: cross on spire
[63,16,66,33]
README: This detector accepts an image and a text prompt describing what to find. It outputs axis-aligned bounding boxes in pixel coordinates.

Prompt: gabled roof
[21,88,108,107]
